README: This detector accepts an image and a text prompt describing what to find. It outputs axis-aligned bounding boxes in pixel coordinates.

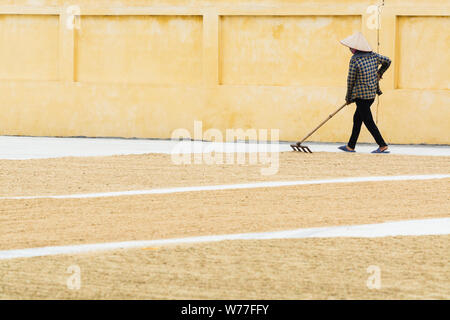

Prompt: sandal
[338,145,356,153]
[371,147,390,154]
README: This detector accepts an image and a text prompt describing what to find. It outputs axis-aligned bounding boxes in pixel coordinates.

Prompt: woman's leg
[347,101,363,149]
[357,98,388,148]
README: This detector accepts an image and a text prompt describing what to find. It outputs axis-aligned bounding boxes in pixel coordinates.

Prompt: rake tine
[301,145,312,153]
[299,145,312,153]
[290,143,312,153]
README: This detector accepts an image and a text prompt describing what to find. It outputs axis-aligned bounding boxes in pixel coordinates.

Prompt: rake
[291,102,349,153]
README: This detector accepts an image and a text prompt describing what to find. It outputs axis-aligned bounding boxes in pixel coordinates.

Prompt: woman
[338,32,391,154]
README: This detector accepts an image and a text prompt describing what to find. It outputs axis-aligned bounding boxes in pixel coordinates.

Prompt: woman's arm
[374,53,391,79]
[346,58,357,103]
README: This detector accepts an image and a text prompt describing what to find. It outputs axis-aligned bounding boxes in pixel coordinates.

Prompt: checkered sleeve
[374,52,391,78]
[346,58,357,102]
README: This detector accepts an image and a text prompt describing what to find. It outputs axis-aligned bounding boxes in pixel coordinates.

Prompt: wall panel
[74,15,203,84]
[0,14,59,80]
[397,16,450,89]
[220,15,361,86]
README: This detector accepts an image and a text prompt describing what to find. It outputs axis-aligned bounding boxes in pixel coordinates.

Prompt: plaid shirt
[346,51,391,101]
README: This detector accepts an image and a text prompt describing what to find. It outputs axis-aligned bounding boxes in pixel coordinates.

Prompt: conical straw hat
[340,32,372,52]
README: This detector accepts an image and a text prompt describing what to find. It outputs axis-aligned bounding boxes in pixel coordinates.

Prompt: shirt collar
[353,51,372,57]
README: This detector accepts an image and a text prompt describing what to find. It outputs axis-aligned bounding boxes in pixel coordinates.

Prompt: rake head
[290,143,312,153]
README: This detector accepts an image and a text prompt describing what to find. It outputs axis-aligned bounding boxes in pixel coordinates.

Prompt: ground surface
[0,144,449,299]
[1,178,449,251]
[1,236,448,299]
[1,152,449,197]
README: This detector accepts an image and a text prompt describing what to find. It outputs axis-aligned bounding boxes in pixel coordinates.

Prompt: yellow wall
[220,15,361,86]
[0,0,448,144]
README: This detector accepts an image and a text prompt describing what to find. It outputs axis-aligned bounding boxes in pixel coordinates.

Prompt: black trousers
[348,98,387,149]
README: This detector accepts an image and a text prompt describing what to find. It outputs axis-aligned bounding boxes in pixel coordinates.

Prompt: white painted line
[1,218,449,260]
[1,174,449,200]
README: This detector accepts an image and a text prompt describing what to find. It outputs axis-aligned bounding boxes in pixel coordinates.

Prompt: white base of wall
[0,136,449,159]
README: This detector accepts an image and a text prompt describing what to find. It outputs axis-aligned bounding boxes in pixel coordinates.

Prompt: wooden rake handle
[298,102,349,144]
